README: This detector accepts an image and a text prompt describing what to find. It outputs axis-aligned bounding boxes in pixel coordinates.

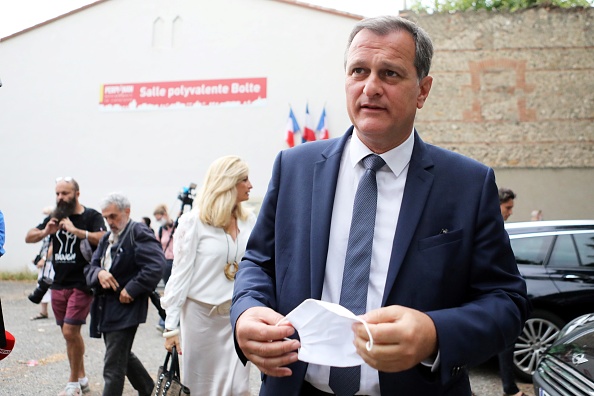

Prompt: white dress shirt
[305,130,414,395]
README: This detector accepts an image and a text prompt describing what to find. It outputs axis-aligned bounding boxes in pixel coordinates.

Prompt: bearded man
[26,177,106,396]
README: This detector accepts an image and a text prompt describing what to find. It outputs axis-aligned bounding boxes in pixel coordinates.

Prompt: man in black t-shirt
[26,177,105,396]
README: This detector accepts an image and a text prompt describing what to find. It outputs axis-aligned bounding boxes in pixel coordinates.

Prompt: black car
[532,313,594,395]
[505,220,594,382]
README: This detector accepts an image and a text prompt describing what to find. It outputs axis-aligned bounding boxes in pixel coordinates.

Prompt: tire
[512,309,565,382]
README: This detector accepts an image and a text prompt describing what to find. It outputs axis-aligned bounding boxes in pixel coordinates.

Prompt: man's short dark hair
[498,188,516,204]
[345,15,434,81]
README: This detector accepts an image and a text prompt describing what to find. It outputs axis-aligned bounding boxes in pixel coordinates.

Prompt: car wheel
[513,309,565,382]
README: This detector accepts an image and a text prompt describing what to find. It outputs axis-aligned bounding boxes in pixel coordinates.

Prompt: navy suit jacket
[231,128,529,395]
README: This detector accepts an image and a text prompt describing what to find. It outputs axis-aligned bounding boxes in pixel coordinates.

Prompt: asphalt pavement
[0,280,534,395]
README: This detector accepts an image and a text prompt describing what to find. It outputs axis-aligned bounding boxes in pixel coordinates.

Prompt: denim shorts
[51,288,93,326]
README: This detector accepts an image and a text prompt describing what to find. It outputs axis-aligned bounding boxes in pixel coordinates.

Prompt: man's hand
[353,305,438,373]
[98,269,119,291]
[119,288,134,304]
[35,256,46,269]
[235,306,300,377]
[45,218,60,235]
[58,218,77,234]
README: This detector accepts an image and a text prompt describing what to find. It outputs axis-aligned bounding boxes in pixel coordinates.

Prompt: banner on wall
[99,77,267,110]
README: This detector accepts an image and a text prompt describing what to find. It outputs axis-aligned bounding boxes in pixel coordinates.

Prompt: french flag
[316,107,329,140]
[302,103,317,143]
[285,107,300,148]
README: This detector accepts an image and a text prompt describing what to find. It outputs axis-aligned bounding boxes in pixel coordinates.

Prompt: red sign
[99,77,267,110]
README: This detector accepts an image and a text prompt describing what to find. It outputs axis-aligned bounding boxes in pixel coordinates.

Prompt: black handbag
[153,346,190,396]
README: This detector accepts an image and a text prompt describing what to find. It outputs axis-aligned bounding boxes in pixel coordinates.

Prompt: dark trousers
[103,326,154,396]
[498,346,520,395]
[162,259,173,285]
[158,259,174,328]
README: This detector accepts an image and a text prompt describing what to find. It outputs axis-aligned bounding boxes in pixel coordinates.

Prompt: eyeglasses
[55,177,73,183]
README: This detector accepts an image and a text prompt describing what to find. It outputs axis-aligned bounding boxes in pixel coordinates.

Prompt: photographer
[153,204,175,283]
[152,204,175,332]
[152,185,195,332]
[25,177,105,396]
[29,238,53,319]
[29,207,56,320]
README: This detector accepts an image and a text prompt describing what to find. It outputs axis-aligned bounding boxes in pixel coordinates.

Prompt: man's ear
[417,75,433,109]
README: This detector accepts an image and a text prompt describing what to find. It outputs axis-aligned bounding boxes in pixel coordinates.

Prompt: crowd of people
[2,14,540,396]
[18,157,255,396]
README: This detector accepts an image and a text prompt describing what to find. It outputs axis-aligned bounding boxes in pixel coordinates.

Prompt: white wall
[0,0,360,271]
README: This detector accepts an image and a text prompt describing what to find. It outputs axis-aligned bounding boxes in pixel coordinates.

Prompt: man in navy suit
[231,16,529,395]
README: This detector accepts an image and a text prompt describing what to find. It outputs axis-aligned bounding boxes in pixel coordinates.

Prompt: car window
[510,235,553,265]
[574,232,594,267]
[548,235,578,268]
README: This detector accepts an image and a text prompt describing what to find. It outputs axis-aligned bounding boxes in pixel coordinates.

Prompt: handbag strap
[158,345,184,396]
[162,222,176,253]
[163,348,172,373]
[161,345,181,381]
[169,345,182,379]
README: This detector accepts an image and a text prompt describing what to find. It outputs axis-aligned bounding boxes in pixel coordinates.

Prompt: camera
[177,183,197,208]
[28,277,53,304]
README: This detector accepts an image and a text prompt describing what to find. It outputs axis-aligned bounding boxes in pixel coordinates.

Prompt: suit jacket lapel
[382,131,434,306]
[310,128,353,299]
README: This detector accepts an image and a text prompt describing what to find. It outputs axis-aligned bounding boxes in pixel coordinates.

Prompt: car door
[546,231,594,321]
[510,233,556,299]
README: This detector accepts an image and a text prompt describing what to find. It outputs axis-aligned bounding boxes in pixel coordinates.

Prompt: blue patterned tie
[329,154,385,396]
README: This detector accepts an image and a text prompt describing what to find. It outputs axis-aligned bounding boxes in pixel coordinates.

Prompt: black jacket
[85,221,165,337]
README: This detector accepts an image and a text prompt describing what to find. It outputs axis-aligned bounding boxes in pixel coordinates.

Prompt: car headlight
[557,313,594,339]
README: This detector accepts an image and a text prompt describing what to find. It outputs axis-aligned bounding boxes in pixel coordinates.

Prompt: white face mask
[277,299,373,367]
[155,218,166,227]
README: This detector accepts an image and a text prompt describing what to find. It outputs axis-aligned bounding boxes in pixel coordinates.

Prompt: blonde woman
[162,155,255,396]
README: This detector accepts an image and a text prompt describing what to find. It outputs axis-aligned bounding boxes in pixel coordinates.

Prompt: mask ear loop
[356,317,374,351]
[275,317,293,342]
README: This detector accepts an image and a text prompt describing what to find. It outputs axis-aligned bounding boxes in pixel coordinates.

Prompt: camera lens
[28,278,52,304]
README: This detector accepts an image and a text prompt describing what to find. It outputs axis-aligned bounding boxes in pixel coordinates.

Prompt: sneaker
[80,383,90,394]
[58,383,81,396]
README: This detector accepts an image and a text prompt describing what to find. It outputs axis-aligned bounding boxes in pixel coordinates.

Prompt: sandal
[31,313,48,320]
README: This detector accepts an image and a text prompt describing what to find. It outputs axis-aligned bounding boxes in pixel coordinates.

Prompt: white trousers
[180,298,251,396]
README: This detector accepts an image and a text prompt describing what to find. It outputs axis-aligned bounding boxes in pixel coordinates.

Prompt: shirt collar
[349,128,415,178]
